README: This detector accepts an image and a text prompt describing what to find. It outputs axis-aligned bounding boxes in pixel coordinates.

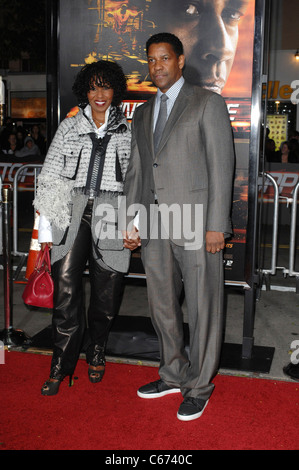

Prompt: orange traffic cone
[25,211,41,279]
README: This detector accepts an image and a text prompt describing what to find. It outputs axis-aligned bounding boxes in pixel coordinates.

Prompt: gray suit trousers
[141,210,224,401]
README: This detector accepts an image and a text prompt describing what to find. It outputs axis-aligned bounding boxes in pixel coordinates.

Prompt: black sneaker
[137,379,180,399]
[283,362,299,381]
[177,397,209,421]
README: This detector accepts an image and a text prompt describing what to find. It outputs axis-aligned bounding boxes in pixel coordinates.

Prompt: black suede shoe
[177,397,209,421]
[283,362,299,381]
[137,379,180,398]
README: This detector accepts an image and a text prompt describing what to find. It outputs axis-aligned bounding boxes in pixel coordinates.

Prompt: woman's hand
[122,227,141,251]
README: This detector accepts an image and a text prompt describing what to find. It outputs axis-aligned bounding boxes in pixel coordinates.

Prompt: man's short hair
[146,32,184,58]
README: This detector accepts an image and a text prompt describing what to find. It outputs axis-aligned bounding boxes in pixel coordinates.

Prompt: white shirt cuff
[38,215,53,243]
[133,211,139,231]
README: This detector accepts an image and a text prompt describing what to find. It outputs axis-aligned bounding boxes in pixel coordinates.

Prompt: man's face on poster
[160,0,250,94]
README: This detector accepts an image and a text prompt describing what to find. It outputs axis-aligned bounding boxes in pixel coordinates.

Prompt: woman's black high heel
[88,365,105,383]
[87,344,106,383]
[41,375,73,396]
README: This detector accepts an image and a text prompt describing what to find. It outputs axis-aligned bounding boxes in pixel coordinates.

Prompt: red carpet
[0,351,298,450]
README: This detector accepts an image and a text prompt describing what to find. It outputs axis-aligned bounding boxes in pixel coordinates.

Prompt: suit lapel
[140,82,194,159]
[142,97,155,157]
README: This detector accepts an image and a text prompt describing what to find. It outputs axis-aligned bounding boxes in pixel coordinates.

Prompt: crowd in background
[0,117,46,162]
[1,116,299,165]
[265,129,299,164]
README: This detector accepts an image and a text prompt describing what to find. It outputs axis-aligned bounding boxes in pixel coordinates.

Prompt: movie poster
[57,0,256,284]
[267,114,288,151]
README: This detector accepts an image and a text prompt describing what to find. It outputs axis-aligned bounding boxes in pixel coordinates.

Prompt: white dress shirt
[153,76,185,130]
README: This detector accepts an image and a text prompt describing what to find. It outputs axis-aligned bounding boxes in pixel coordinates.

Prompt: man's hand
[122,226,141,251]
[206,231,225,254]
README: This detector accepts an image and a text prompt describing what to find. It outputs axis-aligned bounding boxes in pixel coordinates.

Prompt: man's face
[147,42,185,93]
[161,0,249,94]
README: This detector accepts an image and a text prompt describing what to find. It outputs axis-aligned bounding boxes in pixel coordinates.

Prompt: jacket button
[153,163,158,168]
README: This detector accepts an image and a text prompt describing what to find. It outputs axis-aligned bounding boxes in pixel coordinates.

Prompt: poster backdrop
[57,0,256,284]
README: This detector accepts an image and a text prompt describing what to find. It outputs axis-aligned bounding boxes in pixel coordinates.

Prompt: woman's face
[282,143,289,154]
[87,79,114,117]
[8,134,16,145]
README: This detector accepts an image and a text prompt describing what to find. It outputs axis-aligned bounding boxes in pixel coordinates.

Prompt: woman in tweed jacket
[34,60,131,395]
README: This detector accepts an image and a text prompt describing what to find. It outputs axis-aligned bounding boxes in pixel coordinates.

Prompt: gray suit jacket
[121,81,235,247]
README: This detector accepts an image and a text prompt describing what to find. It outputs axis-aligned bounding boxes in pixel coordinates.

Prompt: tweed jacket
[34,106,131,272]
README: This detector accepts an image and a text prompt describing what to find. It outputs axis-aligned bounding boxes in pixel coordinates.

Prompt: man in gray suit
[121,32,234,421]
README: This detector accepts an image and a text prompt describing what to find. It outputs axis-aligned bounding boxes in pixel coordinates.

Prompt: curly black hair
[72,60,127,108]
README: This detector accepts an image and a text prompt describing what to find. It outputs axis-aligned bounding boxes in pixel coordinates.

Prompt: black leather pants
[49,200,124,379]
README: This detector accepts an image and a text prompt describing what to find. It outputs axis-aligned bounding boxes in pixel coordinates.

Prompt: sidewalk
[0,265,298,382]
[1,197,298,382]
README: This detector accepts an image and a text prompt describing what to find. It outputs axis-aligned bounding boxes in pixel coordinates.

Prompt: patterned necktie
[154,94,168,153]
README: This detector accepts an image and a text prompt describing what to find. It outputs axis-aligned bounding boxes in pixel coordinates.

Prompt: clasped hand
[122,227,141,251]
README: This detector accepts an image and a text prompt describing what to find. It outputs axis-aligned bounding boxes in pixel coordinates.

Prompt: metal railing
[261,172,299,292]
[287,181,299,279]
[12,164,42,256]
[260,173,280,277]
[9,166,299,290]
[0,175,2,255]
[0,183,29,346]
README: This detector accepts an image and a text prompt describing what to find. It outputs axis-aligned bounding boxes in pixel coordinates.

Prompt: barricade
[0,175,2,255]
[8,165,299,291]
[12,164,42,257]
[259,173,279,277]
[25,211,41,279]
[287,181,299,282]
[0,184,28,346]
[10,164,42,281]
[260,172,299,293]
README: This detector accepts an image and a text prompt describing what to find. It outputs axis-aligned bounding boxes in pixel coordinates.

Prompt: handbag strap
[43,245,52,273]
[35,245,51,273]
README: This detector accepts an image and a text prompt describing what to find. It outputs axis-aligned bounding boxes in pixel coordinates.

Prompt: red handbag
[22,246,54,309]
